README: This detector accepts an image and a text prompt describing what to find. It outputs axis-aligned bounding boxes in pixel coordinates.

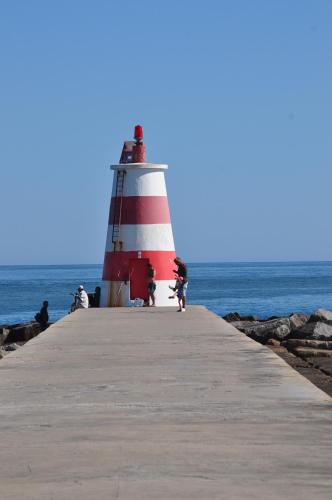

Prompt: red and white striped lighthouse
[100,125,176,307]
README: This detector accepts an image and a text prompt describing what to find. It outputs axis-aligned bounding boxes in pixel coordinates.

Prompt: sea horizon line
[1,260,332,268]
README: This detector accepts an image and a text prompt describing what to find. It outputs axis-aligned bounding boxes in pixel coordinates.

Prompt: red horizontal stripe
[102,250,177,281]
[108,196,170,225]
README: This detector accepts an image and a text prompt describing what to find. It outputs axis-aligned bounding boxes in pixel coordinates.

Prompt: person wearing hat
[77,285,89,309]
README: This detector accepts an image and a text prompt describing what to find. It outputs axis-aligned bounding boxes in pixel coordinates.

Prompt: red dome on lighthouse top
[134,125,143,141]
[132,124,146,163]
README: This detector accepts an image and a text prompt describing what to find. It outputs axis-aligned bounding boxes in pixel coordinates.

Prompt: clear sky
[0,0,331,264]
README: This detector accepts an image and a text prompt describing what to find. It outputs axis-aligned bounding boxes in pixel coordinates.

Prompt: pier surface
[0,306,331,499]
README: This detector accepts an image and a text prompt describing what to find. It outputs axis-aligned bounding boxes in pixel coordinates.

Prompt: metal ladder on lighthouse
[112,170,126,251]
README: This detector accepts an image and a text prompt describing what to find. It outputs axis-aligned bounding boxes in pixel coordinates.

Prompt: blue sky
[0,0,331,264]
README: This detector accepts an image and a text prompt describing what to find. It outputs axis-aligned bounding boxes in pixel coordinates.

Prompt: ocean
[0,262,332,325]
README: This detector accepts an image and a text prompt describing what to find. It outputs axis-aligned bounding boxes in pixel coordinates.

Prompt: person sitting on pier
[35,300,49,330]
[77,285,89,309]
[88,286,101,308]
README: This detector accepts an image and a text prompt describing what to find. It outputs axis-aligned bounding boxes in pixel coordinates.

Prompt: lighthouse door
[129,258,149,301]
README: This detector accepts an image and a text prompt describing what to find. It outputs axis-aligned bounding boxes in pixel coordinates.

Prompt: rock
[224,313,259,322]
[282,339,332,350]
[292,347,332,359]
[289,321,332,340]
[0,347,9,358]
[240,315,259,322]
[231,320,260,330]
[4,322,42,344]
[232,317,291,343]
[289,313,309,331]
[266,338,281,346]
[4,343,20,352]
[0,327,10,346]
[309,358,332,377]
[0,324,11,331]
[223,312,241,322]
[309,309,332,325]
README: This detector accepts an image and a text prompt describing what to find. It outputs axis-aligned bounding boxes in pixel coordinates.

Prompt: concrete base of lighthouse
[100,280,178,307]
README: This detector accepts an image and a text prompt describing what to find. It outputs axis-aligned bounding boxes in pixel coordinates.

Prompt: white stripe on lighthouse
[111,169,168,198]
[105,223,175,252]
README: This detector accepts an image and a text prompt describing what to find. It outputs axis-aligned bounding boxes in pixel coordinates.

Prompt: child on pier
[169,276,186,312]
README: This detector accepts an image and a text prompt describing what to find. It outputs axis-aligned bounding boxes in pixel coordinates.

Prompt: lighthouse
[100,125,177,307]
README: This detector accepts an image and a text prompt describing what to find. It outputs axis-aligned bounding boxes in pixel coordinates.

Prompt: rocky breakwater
[0,322,46,359]
[223,309,332,380]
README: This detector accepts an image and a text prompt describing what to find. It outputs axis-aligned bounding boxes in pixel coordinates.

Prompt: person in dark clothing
[147,263,156,306]
[88,287,101,307]
[93,286,101,307]
[173,257,188,312]
[174,257,187,281]
[35,300,49,330]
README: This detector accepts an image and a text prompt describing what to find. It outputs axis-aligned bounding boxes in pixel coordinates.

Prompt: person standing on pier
[173,257,188,312]
[147,263,156,306]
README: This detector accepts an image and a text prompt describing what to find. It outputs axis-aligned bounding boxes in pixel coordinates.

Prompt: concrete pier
[0,306,331,499]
